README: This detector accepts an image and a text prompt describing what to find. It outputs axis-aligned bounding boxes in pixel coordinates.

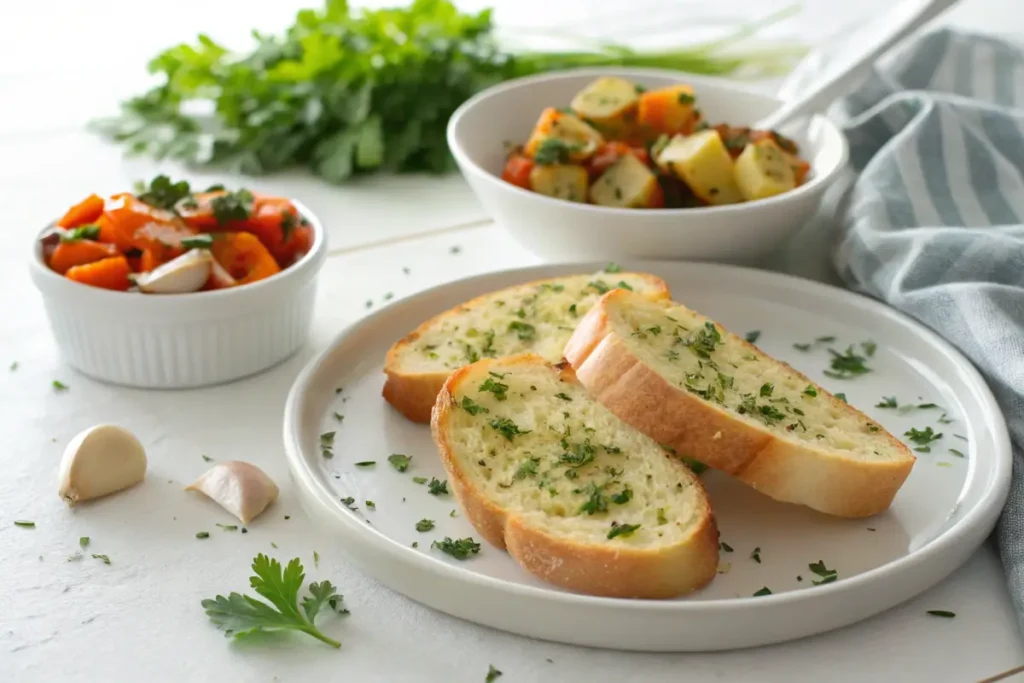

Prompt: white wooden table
[2,1,1023,681]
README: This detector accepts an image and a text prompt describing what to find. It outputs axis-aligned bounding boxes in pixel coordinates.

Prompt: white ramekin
[28,200,327,389]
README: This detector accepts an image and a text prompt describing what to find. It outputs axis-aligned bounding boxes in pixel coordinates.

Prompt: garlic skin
[58,425,147,506]
[135,249,212,294]
[186,461,279,523]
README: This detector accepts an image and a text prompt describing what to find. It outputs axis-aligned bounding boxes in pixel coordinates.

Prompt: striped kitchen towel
[828,28,1024,630]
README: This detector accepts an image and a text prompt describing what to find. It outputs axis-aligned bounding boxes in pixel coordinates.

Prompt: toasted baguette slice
[431,354,718,599]
[384,272,670,423]
[564,290,916,518]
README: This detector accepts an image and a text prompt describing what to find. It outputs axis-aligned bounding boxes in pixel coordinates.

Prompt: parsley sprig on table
[92,0,802,183]
[201,554,347,648]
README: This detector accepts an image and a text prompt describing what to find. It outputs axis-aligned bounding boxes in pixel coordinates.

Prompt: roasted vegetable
[734,140,796,201]
[528,164,589,203]
[589,154,659,208]
[525,108,604,163]
[655,130,743,205]
[65,256,132,291]
[570,76,640,137]
[637,85,700,137]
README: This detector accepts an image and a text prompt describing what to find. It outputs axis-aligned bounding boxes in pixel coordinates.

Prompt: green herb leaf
[365,500,375,509]
[949,448,965,458]
[427,478,449,496]
[603,262,622,273]
[876,396,898,408]
[485,664,503,682]
[201,554,342,648]
[719,541,733,553]
[79,536,90,548]
[217,523,238,531]
[14,520,35,528]
[479,378,509,401]
[432,537,481,560]
[802,385,817,397]
[760,382,774,397]
[926,610,956,618]
[92,554,112,565]
[507,321,536,340]
[750,547,761,563]
[181,234,214,250]
[834,392,847,402]
[823,346,872,379]
[461,396,489,415]
[52,380,69,391]
[808,560,837,585]
[607,522,640,539]
[489,417,529,441]
[578,482,608,515]
[416,519,435,532]
[412,476,428,485]
[554,392,572,401]
[744,330,761,344]
[388,453,411,472]
[905,426,941,446]
[210,189,255,224]
[137,175,192,210]
[681,457,708,474]
[354,461,376,468]
[533,139,577,165]
[196,531,210,539]
[753,587,772,597]
[61,224,102,242]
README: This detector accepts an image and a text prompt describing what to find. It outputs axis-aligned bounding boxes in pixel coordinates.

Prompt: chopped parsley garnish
[753,587,772,597]
[809,560,837,585]
[792,335,836,351]
[876,396,898,408]
[587,280,611,294]
[744,330,761,344]
[680,322,722,359]
[954,434,968,441]
[217,523,238,531]
[607,522,640,539]
[678,92,696,105]
[759,382,774,397]
[388,453,411,472]
[486,664,503,682]
[758,405,786,425]
[926,610,956,618]
[412,476,428,485]
[432,537,481,560]
[490,417,529,441]
[610,487,633,505]
[533,139,577,165]
[333,411,344,422]
[861,340,877,357]
[657,508,668,525]
[427,478,449,496]
[61,224,102,242]
[14,520,35,528]
[824,346,872,379]
[558,440,596,472]
[79,536,90,548]
[719,542,733,553]
[514,457,540,480]
[449,509,457,518]
[320,431,335,458]
[507,321,536,340]
[202,454,214,462]
[803,385,817,397]
[603,262,622,274]
[365,500,375,509]
[181,233,213,250]
[52,380,69,391]
[681,457,708,474]
[949,448,965,458]
[92,554,112,565]
[341,497,358,510]
[137,174,193,209]
[479,378,509,401]
[554,392,572,401]
[415,519,434,532]
[750,547,761,563]
[210,188,255,224]
[461,396,489,415]
[834,392,847,402]
[905,426,941,448]
[196,531,210,539]
[354,461,376,467]
[578,482,608,515]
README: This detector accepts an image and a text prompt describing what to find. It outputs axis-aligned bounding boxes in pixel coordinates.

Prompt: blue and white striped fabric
[828,29,1024,631]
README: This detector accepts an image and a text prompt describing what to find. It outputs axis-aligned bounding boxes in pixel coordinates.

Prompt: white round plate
[283,262,1010,652]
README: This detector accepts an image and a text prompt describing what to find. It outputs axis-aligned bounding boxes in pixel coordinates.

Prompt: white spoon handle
[757,0,961,130]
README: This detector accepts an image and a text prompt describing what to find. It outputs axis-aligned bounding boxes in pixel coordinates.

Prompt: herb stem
[300,625,341,649]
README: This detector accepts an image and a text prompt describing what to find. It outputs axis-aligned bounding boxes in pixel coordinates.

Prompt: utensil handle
[757,0,961,130]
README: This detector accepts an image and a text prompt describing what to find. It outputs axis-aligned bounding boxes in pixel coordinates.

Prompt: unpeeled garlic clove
[135,249,212,294]
[58,425,147,506]
[207,258,237,289]
[186,461,279,524]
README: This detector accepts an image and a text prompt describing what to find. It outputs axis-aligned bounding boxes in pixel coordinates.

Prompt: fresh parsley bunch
[202,554,348,648]
[94,0,802,183]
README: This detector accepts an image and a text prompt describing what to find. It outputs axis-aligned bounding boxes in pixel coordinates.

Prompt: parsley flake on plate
[427,478,449,496]
[388,453,411,472]
[753,587,772,597]
[926,610,956,618]
[432,537,481,560]
[808,560,837,585]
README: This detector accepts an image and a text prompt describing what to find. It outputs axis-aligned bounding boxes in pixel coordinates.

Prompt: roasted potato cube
[589,154,659,208]
[528,164,589,203]
[655,130,743,205]
[524,108,604,162]
[570,76,641,135]
[734,141,797,201]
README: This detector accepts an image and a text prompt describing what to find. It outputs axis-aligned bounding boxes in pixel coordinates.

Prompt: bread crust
[563,290,916,518]
[384,273,670,423]
[431,354,719,599]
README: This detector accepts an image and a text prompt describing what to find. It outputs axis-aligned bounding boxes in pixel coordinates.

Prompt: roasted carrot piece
[58,194,105,229]
[65,256,131,291]
[176,189,259,231]
[97,194,188,252]
[138,249,163,273]
[501,154,534,189]
[210,232,281,285]
[245,199,312,267]
[48,240,118,274]
[637,86,699,136]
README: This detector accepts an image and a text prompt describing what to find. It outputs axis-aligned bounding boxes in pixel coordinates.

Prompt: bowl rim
[29,198,327,306]
[447,66,850,217]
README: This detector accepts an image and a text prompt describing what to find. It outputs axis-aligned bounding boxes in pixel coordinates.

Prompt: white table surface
[2,1,1023,681]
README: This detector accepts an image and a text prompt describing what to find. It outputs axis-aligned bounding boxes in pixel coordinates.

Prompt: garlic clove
[58,425,147,506]
[135,249,212,294]
[207,258,237,289]
[186,461,279,523]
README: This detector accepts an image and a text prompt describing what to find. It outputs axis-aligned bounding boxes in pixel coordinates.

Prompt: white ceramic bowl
[29,201,327,389]
[447,68,849,263]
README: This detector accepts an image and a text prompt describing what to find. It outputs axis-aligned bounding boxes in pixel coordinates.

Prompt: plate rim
[283,261,1011,636]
